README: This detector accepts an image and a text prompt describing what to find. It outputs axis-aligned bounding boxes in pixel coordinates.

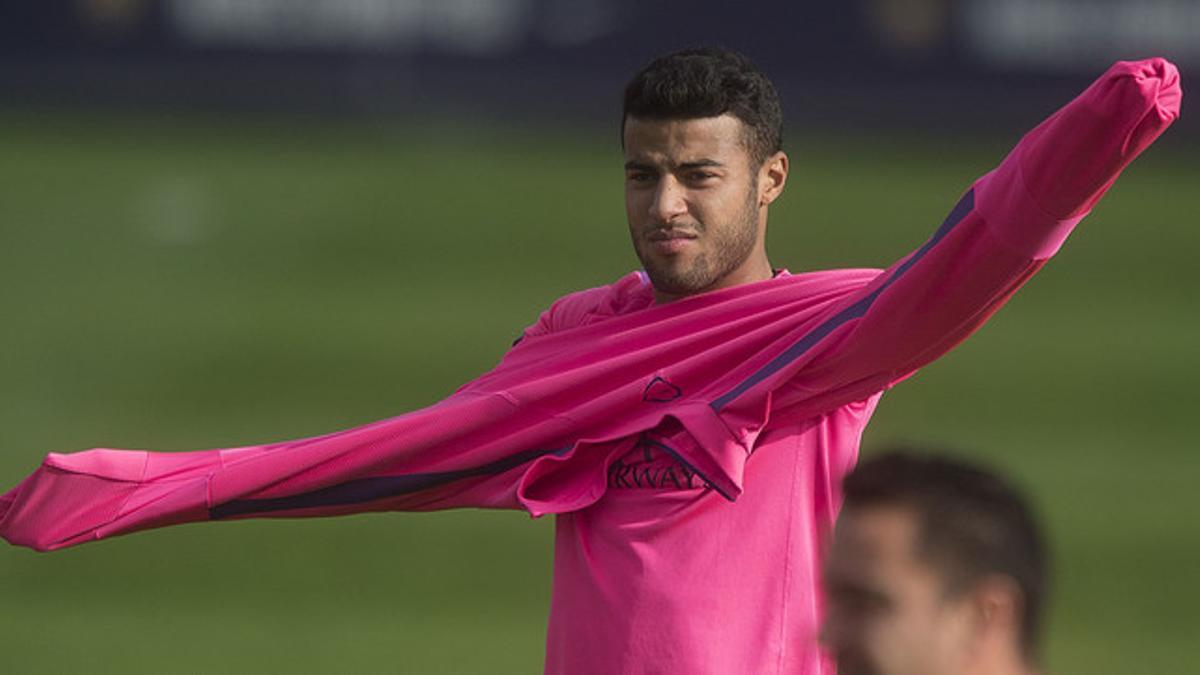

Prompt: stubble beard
[636,186,761,297]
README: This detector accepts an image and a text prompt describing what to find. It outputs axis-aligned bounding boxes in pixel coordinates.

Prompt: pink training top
[0,59,1182,674]
[529,271,883,675]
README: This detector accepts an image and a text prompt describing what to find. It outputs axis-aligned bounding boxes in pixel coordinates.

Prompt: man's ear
[969,575,1025,656]
[759,151,789,207]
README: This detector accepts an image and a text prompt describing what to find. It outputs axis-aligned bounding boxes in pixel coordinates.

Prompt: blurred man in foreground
[823,451,1048,675]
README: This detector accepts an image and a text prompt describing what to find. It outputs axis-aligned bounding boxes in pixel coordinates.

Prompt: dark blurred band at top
[2,0,1195,136]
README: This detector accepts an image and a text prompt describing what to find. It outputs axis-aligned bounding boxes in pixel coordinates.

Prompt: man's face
[821,506,977,675]
[622,114,773,301]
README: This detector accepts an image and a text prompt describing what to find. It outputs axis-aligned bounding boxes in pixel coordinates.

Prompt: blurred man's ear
[759,151,789,207]
[968,575,1026,663]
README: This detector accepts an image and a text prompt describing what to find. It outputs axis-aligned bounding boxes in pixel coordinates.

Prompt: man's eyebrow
[678,159,724,170]
[623,159,725,171]
[624,160,656,171]
[825,578,891,606]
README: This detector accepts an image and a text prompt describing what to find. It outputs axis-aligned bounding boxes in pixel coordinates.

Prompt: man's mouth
[647,229,698,255]
[647,229,699,241]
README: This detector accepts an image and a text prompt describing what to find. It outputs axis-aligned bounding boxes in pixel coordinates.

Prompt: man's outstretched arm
[720,59,1181,423]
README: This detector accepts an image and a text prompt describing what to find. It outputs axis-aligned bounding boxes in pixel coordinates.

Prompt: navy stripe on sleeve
[710,189,975,411]
[209,445,571,519]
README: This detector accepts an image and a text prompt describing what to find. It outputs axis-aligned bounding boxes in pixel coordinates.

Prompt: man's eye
[687,172,717,182]
[627,173,654,183]
[829,587,891,616]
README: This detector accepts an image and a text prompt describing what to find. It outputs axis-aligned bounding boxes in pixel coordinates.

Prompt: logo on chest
[606,435,706,491]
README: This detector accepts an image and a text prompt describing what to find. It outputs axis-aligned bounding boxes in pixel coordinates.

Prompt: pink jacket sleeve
[741,58,1181,423]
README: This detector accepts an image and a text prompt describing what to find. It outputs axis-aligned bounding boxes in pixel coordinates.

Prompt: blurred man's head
[621,47,788,302]
[822,451,1049,675]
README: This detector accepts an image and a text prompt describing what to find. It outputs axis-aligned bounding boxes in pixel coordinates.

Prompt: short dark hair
[622,46,783,167]
[842,450,1049,664]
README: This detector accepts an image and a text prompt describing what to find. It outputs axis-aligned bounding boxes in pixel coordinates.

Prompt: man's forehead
[825,505,933,597]
[622,114,748,162]
[831,506,923,569]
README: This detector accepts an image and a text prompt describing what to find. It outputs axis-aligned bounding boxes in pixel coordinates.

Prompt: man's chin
[645,273,713,298]
[640,259,710,295]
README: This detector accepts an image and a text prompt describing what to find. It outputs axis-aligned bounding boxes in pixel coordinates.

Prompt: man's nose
[649,177,688,223]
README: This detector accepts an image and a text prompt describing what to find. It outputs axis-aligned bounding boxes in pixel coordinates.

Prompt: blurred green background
[1,110,1196,674]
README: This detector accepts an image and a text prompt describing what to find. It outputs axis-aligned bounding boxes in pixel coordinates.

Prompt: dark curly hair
[622,46,783,167]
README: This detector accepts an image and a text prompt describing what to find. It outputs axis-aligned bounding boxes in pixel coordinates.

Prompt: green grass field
[1,111,1196,673]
